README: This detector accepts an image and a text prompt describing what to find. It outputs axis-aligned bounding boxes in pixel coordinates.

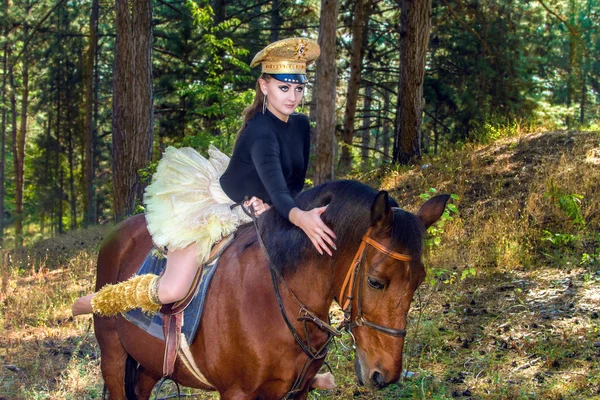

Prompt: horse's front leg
[134,365,161,400]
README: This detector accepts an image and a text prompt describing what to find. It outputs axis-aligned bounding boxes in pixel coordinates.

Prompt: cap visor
[267,74,308,84]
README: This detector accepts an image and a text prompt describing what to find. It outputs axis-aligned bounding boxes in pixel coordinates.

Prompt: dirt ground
[1,129,599,399]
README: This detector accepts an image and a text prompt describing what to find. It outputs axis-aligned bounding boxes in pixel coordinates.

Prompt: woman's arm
[289,207,336,256]
[250,131,336,255]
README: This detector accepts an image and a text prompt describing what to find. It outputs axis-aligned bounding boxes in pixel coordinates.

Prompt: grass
[1,129,599,399]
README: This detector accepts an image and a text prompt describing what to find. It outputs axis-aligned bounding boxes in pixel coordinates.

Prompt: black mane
[258,180,425,276]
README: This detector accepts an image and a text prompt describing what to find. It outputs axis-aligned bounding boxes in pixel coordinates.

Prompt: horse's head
[344,191,449,389]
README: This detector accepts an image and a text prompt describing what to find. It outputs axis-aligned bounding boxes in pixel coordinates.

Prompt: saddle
[160,234,235,378]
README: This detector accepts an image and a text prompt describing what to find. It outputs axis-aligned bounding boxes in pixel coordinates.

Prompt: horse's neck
[283,244,360,317]
[283,261,337,317]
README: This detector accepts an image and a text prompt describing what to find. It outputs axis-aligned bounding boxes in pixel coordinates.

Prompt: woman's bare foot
[72,294,95,316]
[311,372,336,390]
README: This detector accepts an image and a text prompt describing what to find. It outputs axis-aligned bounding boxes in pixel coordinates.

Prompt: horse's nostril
[371,371,386,388]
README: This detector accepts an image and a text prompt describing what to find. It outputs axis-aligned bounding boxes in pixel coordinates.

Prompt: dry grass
[1,129,599,399]
[0,230,105,399]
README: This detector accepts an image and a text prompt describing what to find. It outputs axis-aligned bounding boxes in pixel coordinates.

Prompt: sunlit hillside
[1,129,599,399]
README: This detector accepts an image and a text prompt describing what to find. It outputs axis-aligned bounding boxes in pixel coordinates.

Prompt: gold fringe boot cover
[91,274,161,316]
[90,146,250,317]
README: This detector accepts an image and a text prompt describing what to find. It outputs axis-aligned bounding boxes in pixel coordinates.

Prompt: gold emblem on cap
[250,37,320,75]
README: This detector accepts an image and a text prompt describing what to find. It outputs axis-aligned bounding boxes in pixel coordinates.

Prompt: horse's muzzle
[354,354,395,389]
[371,370,387,389]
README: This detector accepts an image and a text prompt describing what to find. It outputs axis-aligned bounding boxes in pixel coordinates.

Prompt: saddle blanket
[122,249,218,345]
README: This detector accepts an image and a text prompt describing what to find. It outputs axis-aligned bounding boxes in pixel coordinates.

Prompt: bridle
[240,203,414,399]
[338,226,413,340]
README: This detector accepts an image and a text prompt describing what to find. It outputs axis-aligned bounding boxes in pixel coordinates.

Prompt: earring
[262,94,267,114]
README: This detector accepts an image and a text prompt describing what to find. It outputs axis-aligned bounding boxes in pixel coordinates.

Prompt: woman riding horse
[72,37,336,391]
[73,37,334,318]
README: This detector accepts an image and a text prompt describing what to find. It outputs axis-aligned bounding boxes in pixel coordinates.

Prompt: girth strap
[161,312,183,376]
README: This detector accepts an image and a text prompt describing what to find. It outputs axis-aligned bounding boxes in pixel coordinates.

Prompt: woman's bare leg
[155,244,199,304]
[72,244,199,316]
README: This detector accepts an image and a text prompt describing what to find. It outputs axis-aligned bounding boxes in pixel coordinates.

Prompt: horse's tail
[124,354,139,400]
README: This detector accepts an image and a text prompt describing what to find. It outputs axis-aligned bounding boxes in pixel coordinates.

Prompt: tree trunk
[56,57,63,234]
[313,0,339,185]
[15,44,28,246]
[382,88,391,159]
[41,114,52,236]
[579,61,586,124]
[212,0,226,25]
[112,0,154,221]
[93,31,101,222]
[270,0,282,43]
[9,57,17,239]
[83,0,98,227]
[392,0,432,165]
[339,0,367,171]
[361,80,373,170]
[66,83,76,230]
[0,38,7,245]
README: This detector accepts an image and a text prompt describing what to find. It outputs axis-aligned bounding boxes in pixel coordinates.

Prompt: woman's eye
[368,277,385,290]
[279,86,289,92]
[296,86,304,92]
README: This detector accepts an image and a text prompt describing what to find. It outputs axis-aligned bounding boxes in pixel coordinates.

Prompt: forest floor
[0,129,599,399]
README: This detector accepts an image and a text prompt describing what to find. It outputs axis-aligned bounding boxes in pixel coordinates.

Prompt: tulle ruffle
[144,145,250,263]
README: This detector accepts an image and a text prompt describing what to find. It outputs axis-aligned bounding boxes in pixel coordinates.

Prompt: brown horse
[93,180,449,399]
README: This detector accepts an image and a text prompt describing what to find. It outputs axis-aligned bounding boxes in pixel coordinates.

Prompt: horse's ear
[417,194,451,229]
[371,191,393,230]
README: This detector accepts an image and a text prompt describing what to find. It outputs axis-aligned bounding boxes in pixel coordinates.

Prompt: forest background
[0,0,598,245]
[1,0,600,399]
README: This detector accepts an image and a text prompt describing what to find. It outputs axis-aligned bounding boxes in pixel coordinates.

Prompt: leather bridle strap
[339,227,414,339]
[362,236,413,261]
[338,231,370,311]
[338,228,413,308]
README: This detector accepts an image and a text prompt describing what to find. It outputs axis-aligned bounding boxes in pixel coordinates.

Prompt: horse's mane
[258,180,425,277]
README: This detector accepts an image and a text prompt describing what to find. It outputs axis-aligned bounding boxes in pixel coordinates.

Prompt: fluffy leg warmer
[91,274,161,316]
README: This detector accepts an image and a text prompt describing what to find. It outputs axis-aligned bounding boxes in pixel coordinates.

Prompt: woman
[72,37,336,321]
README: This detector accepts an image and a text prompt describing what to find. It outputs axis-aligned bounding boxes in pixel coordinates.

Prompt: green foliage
[471,119,524,145]
[420,188,459,249]
[179,1,254,153]
[542,230,580,247]
[545,181,585,227]
[418,189,469,285]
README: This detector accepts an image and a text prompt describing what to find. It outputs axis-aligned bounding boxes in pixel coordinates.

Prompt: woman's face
[260,77,305,122]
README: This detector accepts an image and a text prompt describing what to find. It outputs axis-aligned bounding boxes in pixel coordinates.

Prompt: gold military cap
[250,37,320,84]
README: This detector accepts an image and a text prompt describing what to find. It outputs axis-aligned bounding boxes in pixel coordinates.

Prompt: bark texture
[392,0,432,165]
[0,36,7,244]
[361,80,372,169]
[313,0,339,185]
[13,22,29,247]
[112,0,154,221]
[84,0,98,226]
[339,0,367,171]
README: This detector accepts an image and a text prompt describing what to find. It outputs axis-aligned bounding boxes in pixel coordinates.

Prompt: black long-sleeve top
[219,109,311,220]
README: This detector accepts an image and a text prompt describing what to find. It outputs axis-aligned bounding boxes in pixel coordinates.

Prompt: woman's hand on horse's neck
[289,206,337,256]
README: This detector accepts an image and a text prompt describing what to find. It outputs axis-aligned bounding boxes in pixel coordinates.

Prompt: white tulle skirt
[143,145,251,263]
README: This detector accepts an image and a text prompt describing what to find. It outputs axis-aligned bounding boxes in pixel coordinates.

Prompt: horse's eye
[367,277,385,290]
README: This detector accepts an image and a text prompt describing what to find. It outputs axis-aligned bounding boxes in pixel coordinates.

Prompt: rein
[240,203,340,400]
[239,203,413,398]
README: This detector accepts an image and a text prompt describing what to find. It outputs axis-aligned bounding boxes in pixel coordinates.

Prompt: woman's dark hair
[234,74,272,144]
